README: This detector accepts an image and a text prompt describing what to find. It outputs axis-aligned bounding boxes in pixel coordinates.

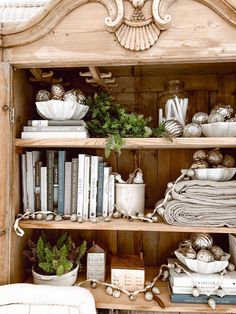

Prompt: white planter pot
[32,264,79,286]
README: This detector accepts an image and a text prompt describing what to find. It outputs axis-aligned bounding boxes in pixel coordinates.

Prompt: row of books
[168,258,236,304]
[21,119,89,139]
[21,150,115,219]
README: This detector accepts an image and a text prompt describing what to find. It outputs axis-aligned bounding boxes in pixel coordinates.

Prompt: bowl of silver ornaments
[183,123,202,137]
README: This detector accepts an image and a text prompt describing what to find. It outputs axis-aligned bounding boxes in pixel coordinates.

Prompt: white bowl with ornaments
[202,122,236,137]
[174,250,229,274]
[181,168,236,182]
[36,100,89,120]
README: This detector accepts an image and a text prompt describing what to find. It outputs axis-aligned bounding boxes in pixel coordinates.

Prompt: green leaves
[85,92,152,156]
[26,232,87,276]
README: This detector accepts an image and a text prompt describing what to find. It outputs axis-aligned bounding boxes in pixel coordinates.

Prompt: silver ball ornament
[163,119,183,137]
[207,149,223,166]
[36,89,51,102]
[208,112,225,123]
[63,89,78,102]
[210,104,234,120]
[197,249,214,262]
[183,123,202,137]
[210,245,224,260]
[51,84,65,100]
[191,160,209,169]
[222,154,235,168]
[192,112,208,125]
[191,232,213,250]
[193,150,207,161]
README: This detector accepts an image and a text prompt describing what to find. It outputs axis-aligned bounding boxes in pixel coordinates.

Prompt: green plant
[85,92,152,157]
[23,232,87,276]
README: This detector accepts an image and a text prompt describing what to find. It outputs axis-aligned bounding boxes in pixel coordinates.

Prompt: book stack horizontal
[21,120,89,138]
[21,150,115,220]
[168,258,236,304]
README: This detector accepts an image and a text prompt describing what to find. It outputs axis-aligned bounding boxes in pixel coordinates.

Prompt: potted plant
[23,232,87,286]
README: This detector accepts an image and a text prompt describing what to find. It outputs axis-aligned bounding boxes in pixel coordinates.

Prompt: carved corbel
[104,0,172,51]
[79,67,118,90]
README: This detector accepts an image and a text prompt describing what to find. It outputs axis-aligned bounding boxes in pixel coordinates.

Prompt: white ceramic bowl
[202,122,236,137]
[181,168,236,181]
[36,100,89,120]
[174,250,228,274]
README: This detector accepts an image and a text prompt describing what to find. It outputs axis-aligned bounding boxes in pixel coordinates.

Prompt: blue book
[170,292,236,304]
[58,150,66,215]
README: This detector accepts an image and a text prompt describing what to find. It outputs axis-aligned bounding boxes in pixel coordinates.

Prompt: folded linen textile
[163,200,236,227]
[171,179,236,206]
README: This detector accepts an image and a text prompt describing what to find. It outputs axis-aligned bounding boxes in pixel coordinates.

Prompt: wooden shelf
[15,137,236,149]
[19,219,236,234]
[26,268,236,312]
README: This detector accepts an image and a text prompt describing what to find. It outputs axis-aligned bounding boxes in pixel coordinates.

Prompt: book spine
[40,167,47,211]
[26,151,34,213]
[89,156,103,220]
[170,292,236,304]
[170,284,236,296]
[102,166,111,217]
[58,151,66,215]
[97,161,104,217]
[108,174,115,216]
[28,120,86,126]
[21,154,28,213]
[71,158,78,215]
[21,131,88,139]
[83,155,91,220]
[53,157,58,212]
[23,126,86,132]
[64,162,72,216]
[47,150,55,212]
[35,160,42,211]
[77,154,85,218]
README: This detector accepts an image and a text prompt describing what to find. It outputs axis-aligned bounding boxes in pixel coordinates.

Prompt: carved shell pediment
[105,0,171,51]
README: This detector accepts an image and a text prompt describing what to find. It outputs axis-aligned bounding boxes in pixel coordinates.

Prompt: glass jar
[157,80,189,126]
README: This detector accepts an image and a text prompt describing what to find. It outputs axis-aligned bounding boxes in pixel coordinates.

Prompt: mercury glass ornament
[77,93,86,104]
[197,249,214,262]
[222,154,235,168]
[183,123,202,137]
[192,112,208,125]
[192,150,207,161]
[36,89,51,102]
[185,245,196,259]
[163,119,184,137]
[144,291,153,301]
[63,89,78,102]
[210,104,234,120]
[191,232,213,250]
[207,149,223,166]
[208,112,225,123]
[191,160,209,169]
[210,245,224,260]
[51,83,65,100]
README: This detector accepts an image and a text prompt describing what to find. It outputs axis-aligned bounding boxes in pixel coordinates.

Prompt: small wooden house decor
[86,243,106,282]
[111,254,145,291]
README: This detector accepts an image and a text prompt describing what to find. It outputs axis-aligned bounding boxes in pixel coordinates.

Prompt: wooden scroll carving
[104,0,171,51]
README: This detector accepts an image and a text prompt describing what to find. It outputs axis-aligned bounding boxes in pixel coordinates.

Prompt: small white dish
[174,250,228,274]
[181,168,236,181]
[202,122,236,137]
[36,100,89,120]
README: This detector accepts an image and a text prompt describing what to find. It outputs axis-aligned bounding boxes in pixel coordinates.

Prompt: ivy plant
[85,92,152,157]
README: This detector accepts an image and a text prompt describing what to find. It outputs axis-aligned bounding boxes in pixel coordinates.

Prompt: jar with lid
[157,80,189,126]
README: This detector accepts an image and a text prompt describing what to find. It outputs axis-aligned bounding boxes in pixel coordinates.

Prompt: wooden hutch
[0,0,236,312]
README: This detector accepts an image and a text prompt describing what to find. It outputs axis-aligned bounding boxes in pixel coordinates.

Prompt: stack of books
[21,119,89,138]
[21,150,115,219]
[168,258,236,305]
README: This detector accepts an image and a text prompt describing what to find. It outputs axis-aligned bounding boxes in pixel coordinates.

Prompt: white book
[28,119,86,127]
[40,167,47,211]
[21,154,28,213]
[64,162,72,216]
[170,282,236,295]
[89,156,103,220]
[102,166,112,217]
[77,154,85,218]
[108,174,115,216]
[23,126,86,132]
[83,155,91,220]
[21,131,88,139]
[168,258,236,288]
